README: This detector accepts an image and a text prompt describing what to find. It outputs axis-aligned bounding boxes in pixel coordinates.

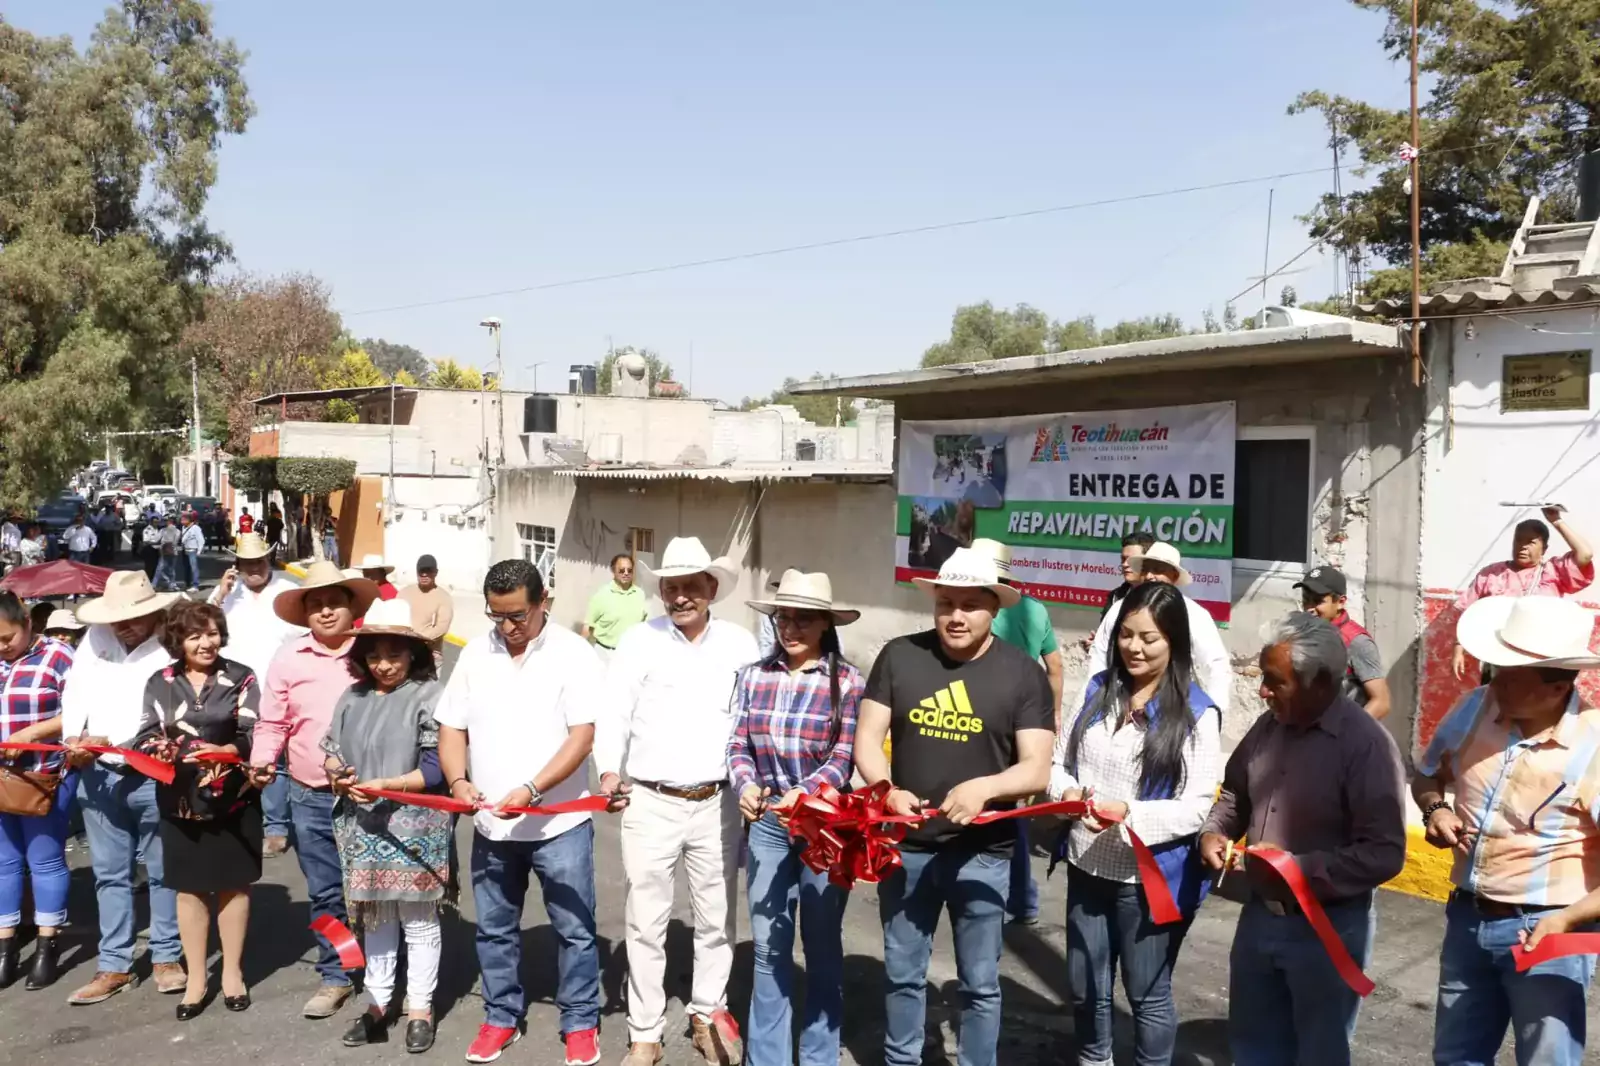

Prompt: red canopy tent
[0,559,115,598]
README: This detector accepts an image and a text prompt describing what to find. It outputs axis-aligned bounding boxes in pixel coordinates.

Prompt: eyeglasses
[484,608,533,625]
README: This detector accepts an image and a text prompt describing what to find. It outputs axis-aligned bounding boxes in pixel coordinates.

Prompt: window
[627,527,654,555]
[517,523,557,588]
[1233,428,1314,567]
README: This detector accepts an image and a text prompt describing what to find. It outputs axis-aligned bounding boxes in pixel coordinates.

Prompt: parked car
[35,495,86,557]
[141,484,178,510]
[175,496,229,548]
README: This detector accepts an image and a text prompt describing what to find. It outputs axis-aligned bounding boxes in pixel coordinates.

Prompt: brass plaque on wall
[1502,351,1591,412]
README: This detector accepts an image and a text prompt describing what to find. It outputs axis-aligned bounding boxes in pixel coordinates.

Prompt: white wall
[555,395,715,465]
[382,475,491,590]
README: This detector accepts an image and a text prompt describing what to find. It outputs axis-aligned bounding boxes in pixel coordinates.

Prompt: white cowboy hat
[1457,595,1600,670]
[747,570,860,624]
[76,571,182,625]
[355,553,395,575]
[1127,541,1192,586]
[43,609,84,632]
[970,537,1013,576]
[355,598,423,639]
[636,537,738,603]
[228,532,274,561]
[273,560,380,627]
[911,547,1022,609]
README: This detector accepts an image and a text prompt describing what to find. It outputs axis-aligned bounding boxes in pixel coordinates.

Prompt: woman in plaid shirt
[728,571,865,1066]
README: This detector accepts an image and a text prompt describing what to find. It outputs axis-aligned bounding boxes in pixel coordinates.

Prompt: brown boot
[68,971,137,1005]
[691,1011,743,1065]
[302,982,353,1019]
[151,961,187,995]
[620,1043,662,1066]
[262,835,289,858]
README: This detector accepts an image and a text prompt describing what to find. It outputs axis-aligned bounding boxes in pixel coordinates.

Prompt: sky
[8,2,1412,403]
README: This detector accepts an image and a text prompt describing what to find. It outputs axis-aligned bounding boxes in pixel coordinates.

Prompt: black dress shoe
[176,1000,206,1021]
[0,938,19,989]
[342,1012,385,1047]
[404,1019,435,1054]
[24,935,58,991]
[223,991,250,1012]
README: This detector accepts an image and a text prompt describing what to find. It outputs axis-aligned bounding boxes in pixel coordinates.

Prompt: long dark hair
[762,614,849,746]
[1065,581,1199,798]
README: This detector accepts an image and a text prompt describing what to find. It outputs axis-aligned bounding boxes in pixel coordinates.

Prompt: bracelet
[448,777,467,789]
[1422,800,1452,822]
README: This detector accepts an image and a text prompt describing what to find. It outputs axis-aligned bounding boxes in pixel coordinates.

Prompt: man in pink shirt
[250,562,377,1019]
[1453,507,1594,679]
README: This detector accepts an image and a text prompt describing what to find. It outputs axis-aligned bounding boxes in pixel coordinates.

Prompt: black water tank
[568,364,598,395]
[1579,148,1600,223]
[523,395,558,434]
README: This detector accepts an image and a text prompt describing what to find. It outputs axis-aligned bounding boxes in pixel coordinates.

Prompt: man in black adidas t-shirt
[855,547,1054,1066]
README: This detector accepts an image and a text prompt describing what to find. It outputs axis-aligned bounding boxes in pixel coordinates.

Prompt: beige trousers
[619,784,740,1043]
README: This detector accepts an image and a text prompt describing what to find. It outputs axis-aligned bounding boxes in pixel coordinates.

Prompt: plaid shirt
[0,637,75,771]
[727,657,865,796]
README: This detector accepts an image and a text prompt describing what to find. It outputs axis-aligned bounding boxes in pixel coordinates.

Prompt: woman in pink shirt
[1453,507,1595,680]
[249,562,377,1020]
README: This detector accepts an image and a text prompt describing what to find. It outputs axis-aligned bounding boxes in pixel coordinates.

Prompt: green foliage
[360,338,429,381]
[392,368,420,387]
[319,346,388,422]
[0,2,251,503]
[226,456,277,492]
[276,457,356,497]
[596,346,678,396]
[919,303,1192,369]
[428,357,487,390]
[1361,235,1510,303]
[1291,0,1596,297]
[739,373,859,425]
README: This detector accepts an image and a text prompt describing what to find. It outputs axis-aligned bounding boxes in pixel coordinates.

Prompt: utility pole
[1408,0,1423,386]
[1259,188,1274,321]
[190,353,202,493]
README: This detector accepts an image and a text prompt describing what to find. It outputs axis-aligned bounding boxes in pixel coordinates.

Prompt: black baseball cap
[1294,565,1347,598]
[416,554,438,573]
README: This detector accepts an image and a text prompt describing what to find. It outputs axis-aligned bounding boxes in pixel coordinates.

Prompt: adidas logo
[907,680,986,741]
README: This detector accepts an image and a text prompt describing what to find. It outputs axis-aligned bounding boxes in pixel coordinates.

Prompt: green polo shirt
[991,594,1059,660]
[584,582,648,648]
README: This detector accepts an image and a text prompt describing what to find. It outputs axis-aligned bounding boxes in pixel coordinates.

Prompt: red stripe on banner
[891,565,1231,621]
[309,914,365,970]
[1514,933,1600,972]
[1245,847,1375,997]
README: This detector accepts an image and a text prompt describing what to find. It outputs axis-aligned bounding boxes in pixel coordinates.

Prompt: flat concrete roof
[539,461,892,483]
[789,320,1404,399]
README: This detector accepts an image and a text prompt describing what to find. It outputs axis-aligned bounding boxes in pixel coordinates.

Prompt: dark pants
[289,782,351,986]
[1067,868,1194,1066]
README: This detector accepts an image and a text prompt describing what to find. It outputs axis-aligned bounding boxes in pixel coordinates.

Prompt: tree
[0,1,252,502]
[392,368,420,387]
[428,357,488,390]
[277,456,355,562]
[596,346,677,396]
[361,338,429,381]
[319,346,387,422]
[740,373,859,425]
[919,304,1193,369]
[1290,0,1596,302]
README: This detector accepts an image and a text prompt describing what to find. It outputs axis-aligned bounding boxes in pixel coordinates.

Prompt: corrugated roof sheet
[544,462,892,483]
[1361,280,1600,317]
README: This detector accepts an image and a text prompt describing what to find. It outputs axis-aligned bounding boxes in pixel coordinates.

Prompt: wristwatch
[523,781,543,806]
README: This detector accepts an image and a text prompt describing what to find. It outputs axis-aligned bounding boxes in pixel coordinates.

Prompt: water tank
[795,439,817,461]
[523,395,558,434]
[568,364,598,395]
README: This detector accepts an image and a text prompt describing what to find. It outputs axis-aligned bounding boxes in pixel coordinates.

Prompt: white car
[141,485,178,509]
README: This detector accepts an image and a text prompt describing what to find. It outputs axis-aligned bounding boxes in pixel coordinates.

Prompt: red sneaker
[466,1024,520,1064]
[564,1027,601,1066]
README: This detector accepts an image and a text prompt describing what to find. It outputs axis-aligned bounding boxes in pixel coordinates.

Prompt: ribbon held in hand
[1245,847,1375,997]
[352,787,612,819]
[1515,932,1600,972]
[783,782,910,890]
[309,915,365,970]
[0,740,175,785]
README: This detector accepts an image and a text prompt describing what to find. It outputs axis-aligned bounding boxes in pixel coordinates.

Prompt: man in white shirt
[1080,542,1233,714]
[436,559,605,1066]
[63,513,96,564]
[0,513,21,573]
[208,532,303,856]
[596,536,759,1066]
[59,572,185,1005]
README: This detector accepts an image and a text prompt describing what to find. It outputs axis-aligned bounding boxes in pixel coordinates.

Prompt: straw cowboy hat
[44,609,84,632]
[636,537,738,603]
[1456,595,1600,670]
[76,571,182,625]
[1127,541,1192,587]
[911,547,1021,609]
[970,538,1013,576]
[355,553,395,575]
[273,560,379,627]
[228,532,274,561]
[747,570,860,625]
[355,598,423,639]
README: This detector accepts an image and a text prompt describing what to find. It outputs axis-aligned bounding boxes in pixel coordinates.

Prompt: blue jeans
[1008,821,1038,920]
[77,766,181,972]
[322,535,339,566]
[69,550,90,564]
[261,754,290,839]
[879,846,1010,1066]
[0,774,74,929]
[1067,868,1194,1066]
[185,549,200,588]
[746,812,848,1066]
[153,555,179,591]
[1229,894,1376,1066]
[471,820,600,1033]
[1432,893,1594,1066]
[289,782,351,986]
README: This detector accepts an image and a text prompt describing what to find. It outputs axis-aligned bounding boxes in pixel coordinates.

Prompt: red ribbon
[1514,932,1600,972]
[1244,847,1375,997]
[0,740,175,785]
[309,914,366,970]
[353,787,611,819]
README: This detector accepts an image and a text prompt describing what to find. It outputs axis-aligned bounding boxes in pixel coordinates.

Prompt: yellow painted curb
[281,562,468,648]
[1385,824,1453,903]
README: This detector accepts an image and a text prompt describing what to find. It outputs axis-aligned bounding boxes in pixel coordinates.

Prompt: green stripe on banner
[900,499,1234,559]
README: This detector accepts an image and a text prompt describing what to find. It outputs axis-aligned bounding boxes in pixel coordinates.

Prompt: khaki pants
[619,784,740,1043]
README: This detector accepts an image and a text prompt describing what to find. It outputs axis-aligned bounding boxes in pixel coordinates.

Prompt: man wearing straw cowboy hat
[356,553,400,602]
[250,561,378,1019]
[854,546,1055,1066]
[59,571,187,1005]
[596,536,758,1066]
[209,533,304,858]
[1414,595,1600,1066]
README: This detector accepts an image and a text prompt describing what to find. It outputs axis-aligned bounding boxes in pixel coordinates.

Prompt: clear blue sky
[10,1,1409,402]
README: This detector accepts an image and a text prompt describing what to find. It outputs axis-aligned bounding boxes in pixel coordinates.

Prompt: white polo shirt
[594,614,760,787]
[61,629,168,764]
[433,622,602,843]
[211,575,304,682]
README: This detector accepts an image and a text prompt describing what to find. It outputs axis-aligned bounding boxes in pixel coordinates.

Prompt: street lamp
[479,317,503,466]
